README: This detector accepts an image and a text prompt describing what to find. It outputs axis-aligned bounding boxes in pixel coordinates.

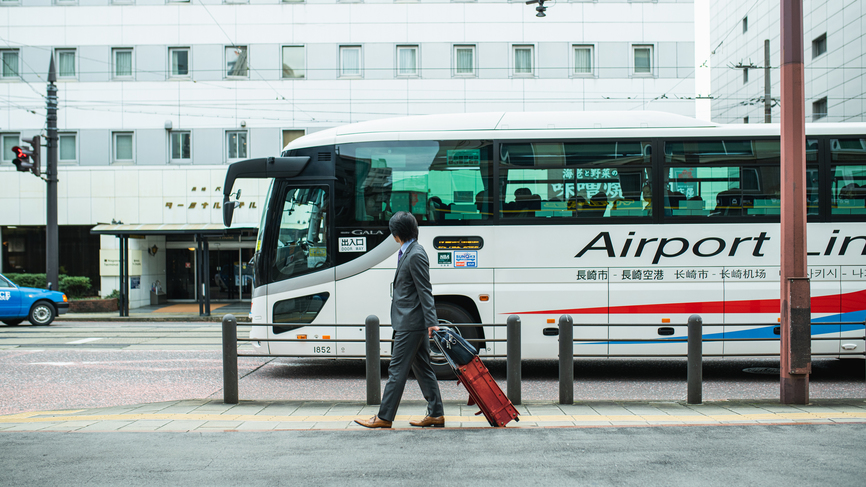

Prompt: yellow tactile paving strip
[3,410,866,428]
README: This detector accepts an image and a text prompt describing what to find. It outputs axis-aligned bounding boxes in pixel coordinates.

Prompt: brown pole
[780,0,810,404]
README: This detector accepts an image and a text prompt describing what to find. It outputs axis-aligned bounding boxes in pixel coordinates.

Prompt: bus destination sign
[433,236,484,251]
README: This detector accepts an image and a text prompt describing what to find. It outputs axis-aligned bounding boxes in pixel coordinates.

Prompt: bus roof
[286,111,866,151]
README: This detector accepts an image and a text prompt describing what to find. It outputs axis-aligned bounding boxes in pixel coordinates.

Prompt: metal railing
[222,313,866,407]
[221,314,518,405]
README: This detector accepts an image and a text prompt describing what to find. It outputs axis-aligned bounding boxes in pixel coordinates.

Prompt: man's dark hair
[389,211,418,242]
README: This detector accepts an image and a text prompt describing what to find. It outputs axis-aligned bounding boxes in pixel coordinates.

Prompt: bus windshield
[268,186,330,283]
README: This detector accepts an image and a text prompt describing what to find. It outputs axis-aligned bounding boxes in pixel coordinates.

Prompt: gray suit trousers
[377,329,444,422]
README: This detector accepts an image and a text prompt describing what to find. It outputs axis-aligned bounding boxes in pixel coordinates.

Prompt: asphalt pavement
[3,424,866,486]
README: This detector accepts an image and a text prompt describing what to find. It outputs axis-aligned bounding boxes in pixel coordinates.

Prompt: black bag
[432,327,477,367]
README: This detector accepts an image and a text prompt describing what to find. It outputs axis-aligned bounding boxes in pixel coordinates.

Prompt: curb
[55,315,251,323]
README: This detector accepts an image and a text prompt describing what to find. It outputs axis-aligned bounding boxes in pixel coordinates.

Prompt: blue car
[0,274,69,326]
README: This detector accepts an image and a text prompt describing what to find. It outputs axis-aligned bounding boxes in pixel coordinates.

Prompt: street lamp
[526,0,547,18]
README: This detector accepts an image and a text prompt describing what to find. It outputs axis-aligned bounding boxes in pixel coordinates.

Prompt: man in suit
[355,211,444,428]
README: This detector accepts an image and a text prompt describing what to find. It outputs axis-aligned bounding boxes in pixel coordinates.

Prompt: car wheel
[28,302,56,326]
[430,302,481,380]
[3,319,23,326]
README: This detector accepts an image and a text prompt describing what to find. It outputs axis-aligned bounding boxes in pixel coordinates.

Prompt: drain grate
[743,367,781,375]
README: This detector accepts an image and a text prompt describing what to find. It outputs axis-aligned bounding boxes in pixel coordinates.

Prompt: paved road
[3,425,866,486]
[1,321,864,415]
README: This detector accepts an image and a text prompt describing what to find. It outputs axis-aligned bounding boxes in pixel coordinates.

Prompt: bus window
[831,138,866,216]
[336,140,493,226]
[663,138,819,218]
[499,141,651,219]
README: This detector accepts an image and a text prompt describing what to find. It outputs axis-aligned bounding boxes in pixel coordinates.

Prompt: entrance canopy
[90,223,234,236]
[91,223,257,317]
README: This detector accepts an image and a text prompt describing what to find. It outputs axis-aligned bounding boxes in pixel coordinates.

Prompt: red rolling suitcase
[432,328,519,427]
[455,356,520,427]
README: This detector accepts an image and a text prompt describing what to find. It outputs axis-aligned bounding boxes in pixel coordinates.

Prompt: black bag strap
[432,328,460,374]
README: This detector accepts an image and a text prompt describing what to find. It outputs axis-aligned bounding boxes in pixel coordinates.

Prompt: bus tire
[430,302,481,380]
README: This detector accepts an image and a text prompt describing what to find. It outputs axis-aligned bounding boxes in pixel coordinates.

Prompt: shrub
[5,274,47,289]
[106,289,120,299]
[6,273,93,299]
[59,276,92,299]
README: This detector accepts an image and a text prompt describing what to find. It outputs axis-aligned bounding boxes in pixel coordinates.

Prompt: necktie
[397,249,403,263]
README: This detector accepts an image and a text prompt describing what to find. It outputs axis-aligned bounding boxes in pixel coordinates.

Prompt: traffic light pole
[46,58,59,291]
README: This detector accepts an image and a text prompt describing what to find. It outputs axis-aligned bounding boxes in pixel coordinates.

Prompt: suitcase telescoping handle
[432,328,461,375]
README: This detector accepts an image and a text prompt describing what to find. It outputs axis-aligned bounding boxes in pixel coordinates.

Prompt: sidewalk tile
[155,420,206,432]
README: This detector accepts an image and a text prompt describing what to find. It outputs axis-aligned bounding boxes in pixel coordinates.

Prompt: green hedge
[4,274,93,299]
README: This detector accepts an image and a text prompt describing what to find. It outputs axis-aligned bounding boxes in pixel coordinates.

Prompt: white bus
[222,111,866,373]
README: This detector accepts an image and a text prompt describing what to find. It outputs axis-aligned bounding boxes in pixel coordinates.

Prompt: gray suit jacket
[390,241,437,332]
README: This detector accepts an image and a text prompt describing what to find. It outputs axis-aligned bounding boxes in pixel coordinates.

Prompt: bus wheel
[430,302,480,380]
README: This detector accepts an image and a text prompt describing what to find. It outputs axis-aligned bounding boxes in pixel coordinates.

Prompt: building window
[113,132,134,162]
[742,16,748,34]
[340,46,362,77]
[281,46,305,79]
[573,45,593,76]
[59,133,77,163]
[170,131,191,161]
[226,46,248,78]
[227,131,247,160]
[633,45,653,75]
[513,45,534,76]
[397,46,418,77]
[813,97,828,121]
[743,116,749,124]
[169,48,190,78]
[282,129,305,149]
[812,34,827,59]
[112,48,133,79]
[1,50,19,79]
[743,68,749,84]
[56,49,76,79]
[2,134,19,163]
[454,45,475,77]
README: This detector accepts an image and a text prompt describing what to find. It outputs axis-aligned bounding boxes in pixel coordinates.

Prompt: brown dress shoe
[354,415,392,428]
[409,416,445,428]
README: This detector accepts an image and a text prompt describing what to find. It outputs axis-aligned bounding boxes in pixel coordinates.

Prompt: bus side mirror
[223,197,239,227]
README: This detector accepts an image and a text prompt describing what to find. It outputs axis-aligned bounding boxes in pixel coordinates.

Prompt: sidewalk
[56,302,252,322]
[2,399,865,432]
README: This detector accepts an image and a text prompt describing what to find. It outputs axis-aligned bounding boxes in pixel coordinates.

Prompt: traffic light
[11,135,40,177]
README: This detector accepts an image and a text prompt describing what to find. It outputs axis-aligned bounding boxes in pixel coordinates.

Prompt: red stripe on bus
[508,289,866,315]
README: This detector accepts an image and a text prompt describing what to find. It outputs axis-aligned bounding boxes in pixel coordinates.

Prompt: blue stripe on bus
[576,317,865,346]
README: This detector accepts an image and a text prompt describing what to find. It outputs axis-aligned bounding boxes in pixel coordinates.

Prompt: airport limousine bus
[222,111,866,372]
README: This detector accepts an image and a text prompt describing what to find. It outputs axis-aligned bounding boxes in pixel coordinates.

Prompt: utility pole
[780,0,810,404]
[46,57,59,291]
[764,39,772,123]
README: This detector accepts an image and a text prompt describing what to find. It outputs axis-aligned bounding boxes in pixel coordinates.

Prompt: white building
[710,0,865,124]
[0,0,696,308]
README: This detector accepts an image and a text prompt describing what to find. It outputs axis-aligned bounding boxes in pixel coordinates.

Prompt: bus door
[722,267,779,356]
[494,267,609,359]
[609,267,724,357]
[808,266,842,357]
[265,183,337,358]
[840,265,866,357]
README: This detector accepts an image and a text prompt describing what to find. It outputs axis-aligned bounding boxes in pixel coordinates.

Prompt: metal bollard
[687,314,703,405]
[365,315,381,406]
[559,314,574,405]
[507,315,522,405]
[222,314,239,405]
